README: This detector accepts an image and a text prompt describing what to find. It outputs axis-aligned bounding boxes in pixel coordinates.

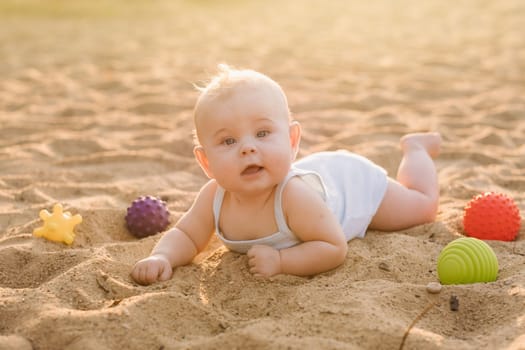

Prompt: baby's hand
[247,245,281,278]
[131,254,172,285]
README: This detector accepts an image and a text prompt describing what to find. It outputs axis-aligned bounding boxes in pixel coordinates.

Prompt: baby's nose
[240,141,257,155]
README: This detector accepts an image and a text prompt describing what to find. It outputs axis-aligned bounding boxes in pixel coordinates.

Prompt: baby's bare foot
[400,132,442,158]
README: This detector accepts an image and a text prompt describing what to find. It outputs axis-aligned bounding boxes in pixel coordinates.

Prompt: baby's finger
[159,264,172,281]
[134,267,147,285]
[246,247,255,257]
[137,266,152,285]
[139,267,148,284]
[130,268,140,284]
[147,265,162,284]
[251,270,265,279]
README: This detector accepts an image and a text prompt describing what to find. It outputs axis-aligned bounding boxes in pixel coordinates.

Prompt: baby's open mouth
[241,165,263,175]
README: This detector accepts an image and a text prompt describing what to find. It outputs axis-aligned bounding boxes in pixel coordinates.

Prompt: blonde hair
[192,64,290,145]
[194,64,288,106]
[195,64,249,93]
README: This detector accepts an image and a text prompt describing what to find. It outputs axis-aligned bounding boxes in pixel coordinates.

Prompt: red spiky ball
[125,196,170,238]
[463,192,521,241]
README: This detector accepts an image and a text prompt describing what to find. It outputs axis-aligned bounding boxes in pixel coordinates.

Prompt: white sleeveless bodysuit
[213,150,388,253]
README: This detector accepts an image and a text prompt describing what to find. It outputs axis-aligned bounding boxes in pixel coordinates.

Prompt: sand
[1,0,524,349]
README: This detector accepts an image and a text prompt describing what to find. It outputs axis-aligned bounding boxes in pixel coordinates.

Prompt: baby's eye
[257,130,270,138]
[223,137,236,145]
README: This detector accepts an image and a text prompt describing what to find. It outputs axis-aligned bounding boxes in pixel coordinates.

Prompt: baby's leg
[369,132,442,231]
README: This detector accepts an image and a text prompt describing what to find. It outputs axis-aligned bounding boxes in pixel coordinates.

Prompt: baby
[131,65,441,285]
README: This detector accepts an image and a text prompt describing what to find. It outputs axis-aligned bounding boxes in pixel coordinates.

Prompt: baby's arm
[131,180,217,285]
[248,178,348,277]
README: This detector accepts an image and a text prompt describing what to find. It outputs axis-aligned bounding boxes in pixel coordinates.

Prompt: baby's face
[194,83,297,195]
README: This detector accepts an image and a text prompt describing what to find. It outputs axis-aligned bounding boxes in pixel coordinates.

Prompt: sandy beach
[1,0,524,349]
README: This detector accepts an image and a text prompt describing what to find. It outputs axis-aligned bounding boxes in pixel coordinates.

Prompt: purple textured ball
[125,196,170,238]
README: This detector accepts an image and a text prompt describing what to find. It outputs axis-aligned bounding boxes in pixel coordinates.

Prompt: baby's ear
[289,120,301,160]
[194,146,214,178]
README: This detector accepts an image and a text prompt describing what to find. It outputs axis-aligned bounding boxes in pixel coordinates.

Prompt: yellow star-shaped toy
[33,204,82,245]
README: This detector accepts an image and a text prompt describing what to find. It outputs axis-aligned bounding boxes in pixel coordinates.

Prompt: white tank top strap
[273,171,297,235]
[212,185,225,234]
